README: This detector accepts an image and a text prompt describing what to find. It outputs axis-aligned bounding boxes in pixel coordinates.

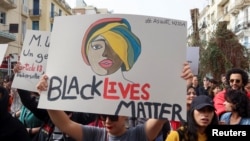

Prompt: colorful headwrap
[81,18,141,71]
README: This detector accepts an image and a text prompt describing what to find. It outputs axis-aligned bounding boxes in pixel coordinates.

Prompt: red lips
[99,59,113,68]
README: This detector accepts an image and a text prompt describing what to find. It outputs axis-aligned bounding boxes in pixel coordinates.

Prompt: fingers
[36,74,48,93]
[181,62,193,80]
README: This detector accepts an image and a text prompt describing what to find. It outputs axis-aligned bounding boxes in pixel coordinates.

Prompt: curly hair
[225,89,250,118]
[226,68,249,87]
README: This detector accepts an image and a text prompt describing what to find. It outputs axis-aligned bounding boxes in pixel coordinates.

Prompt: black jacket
[0,86,31,141]
[17,89,98,141]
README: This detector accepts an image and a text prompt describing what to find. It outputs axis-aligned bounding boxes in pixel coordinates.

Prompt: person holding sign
[13,62,99,141]
[36,62,193,141]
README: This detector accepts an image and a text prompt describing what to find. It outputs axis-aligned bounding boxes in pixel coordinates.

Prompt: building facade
[0,0,72,75]
[188,0,250,50]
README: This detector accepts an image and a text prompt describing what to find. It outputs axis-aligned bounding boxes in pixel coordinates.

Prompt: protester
[18,91,43,140]
[165,95,218,141]
[199,76,210,96]
[0,86,31,141]
[36,62,193,141]
[191,75,200,96]
[208,83,222,100]
[3,75,14,113]
[13,62,98,141]
[220,89,250,125]
[213,68,250,117]
[169,84,197,131]
[220,73,227,90]
[186,85,197,111]
[244,79,250,93]
[10,88,22,118]
[127,117,171,141]
[3,75,12,93]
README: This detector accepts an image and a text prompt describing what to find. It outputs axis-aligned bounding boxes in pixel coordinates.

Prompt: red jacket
[213,90,250,117]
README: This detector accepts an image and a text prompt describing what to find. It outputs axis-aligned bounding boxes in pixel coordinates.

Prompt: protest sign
[11,30,50,92]
[187,47,199,75]
[38,14,187,120]
[0,44,8,63]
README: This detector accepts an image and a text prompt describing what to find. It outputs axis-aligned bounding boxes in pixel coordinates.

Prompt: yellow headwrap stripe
[86,22,130,70]
[102,31,129,70]
[86,22,127,53]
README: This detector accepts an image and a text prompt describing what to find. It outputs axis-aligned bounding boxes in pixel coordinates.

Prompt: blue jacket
[220,112,250,125]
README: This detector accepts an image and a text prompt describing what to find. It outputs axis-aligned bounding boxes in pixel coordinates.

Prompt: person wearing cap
[213,68,250,118]
[165,95,218,141]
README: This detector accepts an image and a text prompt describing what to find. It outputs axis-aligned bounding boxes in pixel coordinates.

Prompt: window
[32,21,39,30]
[51,3,55,18]
[244,36,249,45]
[211,12,215,23]
[50,23,53,31]
[244,8,248,22]
[211,0,215,5]
[33,0,40,15]
[59,9,62,16]
[224,6,228,14]
[22,21,27,42]
[0,12,6,24]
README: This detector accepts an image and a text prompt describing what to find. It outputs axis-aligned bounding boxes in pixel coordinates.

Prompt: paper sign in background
[187,47,199,75]
[0,44,8,64]
[12,30,50,92]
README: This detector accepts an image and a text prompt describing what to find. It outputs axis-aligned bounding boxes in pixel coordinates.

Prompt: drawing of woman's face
[88,36,123,76]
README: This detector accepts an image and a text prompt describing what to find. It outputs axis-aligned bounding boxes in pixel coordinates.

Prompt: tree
[190,8,200,47]
[199,21,250,80]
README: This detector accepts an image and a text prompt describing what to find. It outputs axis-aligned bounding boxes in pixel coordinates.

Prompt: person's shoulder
[165,130,179,141]
[246,92,250,99]
[214,90,226,99]
[217,90,226,95]
[220,112,231,119]
[241,117,250,125]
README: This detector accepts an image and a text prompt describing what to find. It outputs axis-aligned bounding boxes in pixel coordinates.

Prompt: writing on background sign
[46,75,184,120]
[17,34,50,80]
[145,17,186,27]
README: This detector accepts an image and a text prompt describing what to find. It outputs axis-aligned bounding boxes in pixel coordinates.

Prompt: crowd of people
[1,62,250,141]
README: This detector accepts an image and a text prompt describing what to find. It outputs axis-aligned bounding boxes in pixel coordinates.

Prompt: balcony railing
[218,0,229,6]
[29,9,42,17]
[230,0,250,15]
[55,0,72,12]
[50,11,59,18]
[0,24,16,43]
[235,0,250,9]
[0,0,17,10]
[22,5,29,16]
[234,20,250,33]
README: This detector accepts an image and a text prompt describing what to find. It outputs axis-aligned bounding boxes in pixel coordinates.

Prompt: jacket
[214,90,250,117]
[0,86,31,141]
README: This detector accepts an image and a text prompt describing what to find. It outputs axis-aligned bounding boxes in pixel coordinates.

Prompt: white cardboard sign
[187,47,199,75]
[0,44,8,64]
[11,30,50,92]
[38,14,187,120]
